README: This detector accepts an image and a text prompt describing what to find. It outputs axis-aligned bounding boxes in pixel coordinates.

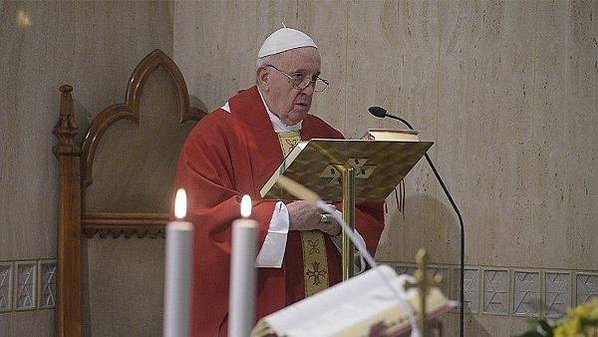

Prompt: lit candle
[228,195,258,337]
[164,188,194,337]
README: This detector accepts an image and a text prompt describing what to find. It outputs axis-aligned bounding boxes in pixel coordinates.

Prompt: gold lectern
[260,138,433,280]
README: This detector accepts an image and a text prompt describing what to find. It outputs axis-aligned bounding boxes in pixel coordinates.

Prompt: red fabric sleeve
[173,115,278,337]
[176,116,277,253]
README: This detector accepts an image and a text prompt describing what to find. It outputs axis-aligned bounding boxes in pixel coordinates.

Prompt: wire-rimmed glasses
[266,65,329,93]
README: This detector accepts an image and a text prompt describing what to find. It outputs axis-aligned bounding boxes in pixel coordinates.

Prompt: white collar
[257,88,302,133]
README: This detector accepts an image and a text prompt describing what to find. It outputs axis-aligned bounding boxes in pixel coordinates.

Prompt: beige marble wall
[174,1,597,336]
[0,1,173,336]
[1,1,595,336]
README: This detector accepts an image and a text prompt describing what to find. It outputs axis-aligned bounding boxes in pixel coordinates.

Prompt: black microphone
[368,106,414,129]
[368,106,388,118]
[369,106,466,337]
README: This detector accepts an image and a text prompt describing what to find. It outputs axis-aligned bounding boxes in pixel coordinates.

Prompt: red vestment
[173,86,385,337]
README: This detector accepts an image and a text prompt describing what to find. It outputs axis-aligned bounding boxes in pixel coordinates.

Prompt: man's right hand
[286,200,341,236]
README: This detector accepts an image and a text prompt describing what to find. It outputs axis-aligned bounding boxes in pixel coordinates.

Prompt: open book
[251,265,454,337]
[362,128,420,142]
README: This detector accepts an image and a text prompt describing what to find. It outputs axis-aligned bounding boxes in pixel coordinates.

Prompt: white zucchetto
[258,27,317,58]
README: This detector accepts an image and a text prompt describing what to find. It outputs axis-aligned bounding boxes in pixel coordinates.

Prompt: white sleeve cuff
[256,201,289,268]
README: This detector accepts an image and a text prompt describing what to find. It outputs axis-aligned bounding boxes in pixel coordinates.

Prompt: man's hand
[286,201,341,236]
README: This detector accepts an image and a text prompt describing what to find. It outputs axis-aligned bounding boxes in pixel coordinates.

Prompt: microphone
[368,106,388,118]
[368,106,414,129]
[369,106,466,337]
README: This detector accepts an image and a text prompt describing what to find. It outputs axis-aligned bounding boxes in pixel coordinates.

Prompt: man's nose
[303,82,316,95]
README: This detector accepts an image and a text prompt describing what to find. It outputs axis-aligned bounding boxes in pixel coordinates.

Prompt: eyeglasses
[265,65,329,93]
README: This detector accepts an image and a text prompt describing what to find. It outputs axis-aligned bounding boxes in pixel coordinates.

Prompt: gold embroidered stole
[277,132,329,296]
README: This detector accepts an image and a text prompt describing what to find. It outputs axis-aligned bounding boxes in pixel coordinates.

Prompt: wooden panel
[81,50,204,190]
[53,85,82,337]
[82,212,168,238]
[83,65,197,214]
[54,49,205,337]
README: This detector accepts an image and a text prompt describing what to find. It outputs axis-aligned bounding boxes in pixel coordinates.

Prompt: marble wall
[1,1,596,336]
[0,1,173,336]
[173,1,597,336]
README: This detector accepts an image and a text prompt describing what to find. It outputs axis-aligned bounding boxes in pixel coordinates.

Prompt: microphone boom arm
[372,109,466,337]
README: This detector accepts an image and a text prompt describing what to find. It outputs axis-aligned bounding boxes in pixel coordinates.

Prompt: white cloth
[255,88,299,268]
[222,89,302,131]
[221,101,230,113]
[258,27,317,58]
[256,201,290,267]
[258,203,370,271]
[258,88,302,131]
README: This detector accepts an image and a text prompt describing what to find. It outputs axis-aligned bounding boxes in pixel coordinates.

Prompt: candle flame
[174,188,187,219]
[240,195,252,218]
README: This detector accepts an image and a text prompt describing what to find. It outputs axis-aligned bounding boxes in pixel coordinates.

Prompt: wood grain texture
[82,212,167,238]
[53,49,205,337]
[52,85,82,337]
[81,49,206,188]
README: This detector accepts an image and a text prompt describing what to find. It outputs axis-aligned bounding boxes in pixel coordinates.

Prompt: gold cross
[404,248,443,335]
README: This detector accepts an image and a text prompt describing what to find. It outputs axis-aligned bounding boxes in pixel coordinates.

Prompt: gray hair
[256,53,283,84]
[256,53,283,70]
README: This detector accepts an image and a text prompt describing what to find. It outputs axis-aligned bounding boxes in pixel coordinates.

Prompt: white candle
[228,195,258,337]
[164,188,194,337]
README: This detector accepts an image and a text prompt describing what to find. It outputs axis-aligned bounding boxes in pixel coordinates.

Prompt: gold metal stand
[260,139,434,282]
[404,249,443,336]
[341,166,355,280]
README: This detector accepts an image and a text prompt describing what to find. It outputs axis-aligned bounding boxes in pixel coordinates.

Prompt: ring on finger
[319,213,330,224]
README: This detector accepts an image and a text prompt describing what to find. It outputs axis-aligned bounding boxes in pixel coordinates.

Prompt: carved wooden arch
[53,50,207,337]
[81,49,206,187]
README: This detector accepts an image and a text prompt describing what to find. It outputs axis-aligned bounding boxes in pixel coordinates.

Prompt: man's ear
[257,67,270,91]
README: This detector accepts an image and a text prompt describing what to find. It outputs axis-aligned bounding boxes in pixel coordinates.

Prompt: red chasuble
[173,85,385,337]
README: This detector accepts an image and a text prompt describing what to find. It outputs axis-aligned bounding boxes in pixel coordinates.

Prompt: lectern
[260,138,433,280]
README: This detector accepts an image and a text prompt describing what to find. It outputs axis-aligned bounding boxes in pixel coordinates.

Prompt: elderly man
[173,27,384,337]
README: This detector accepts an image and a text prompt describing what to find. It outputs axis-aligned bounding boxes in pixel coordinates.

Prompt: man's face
[260,47,321,125]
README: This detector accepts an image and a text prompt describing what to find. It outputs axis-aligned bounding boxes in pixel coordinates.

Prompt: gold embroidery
[301,231,329,294]
[307,239,321,255]
[278,132,301,157]
[306,261,327,286]
[277,131,329,296]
